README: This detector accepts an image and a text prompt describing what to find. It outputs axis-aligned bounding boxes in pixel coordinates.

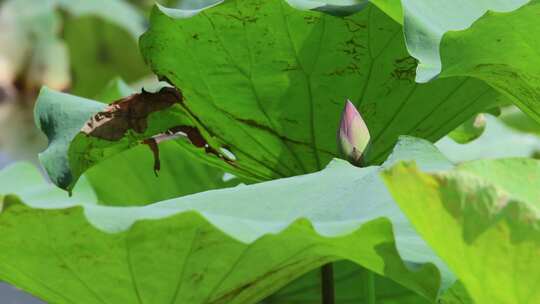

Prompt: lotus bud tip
[338,99,370,165]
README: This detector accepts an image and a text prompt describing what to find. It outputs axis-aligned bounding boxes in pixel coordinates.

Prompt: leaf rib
[279,1,323,170]
[173,21,289,178]
[125,236,145,304]
[169,227,202,304]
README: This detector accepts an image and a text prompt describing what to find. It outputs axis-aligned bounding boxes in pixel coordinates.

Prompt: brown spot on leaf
[392,56,417,81]
[82,87,182,141]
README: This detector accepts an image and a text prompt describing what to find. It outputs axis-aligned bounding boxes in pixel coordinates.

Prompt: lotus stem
[321,263,335,304]
[366,270,376,304]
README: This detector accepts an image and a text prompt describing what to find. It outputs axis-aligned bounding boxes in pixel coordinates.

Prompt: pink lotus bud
[338,100,370,164]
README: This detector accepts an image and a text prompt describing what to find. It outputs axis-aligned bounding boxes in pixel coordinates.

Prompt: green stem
[321,263,335,304]
[366,270,376,304]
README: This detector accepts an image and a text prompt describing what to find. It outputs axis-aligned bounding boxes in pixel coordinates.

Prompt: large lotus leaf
[139,0,497,182]
[382,158,540,304]
[0,137,456,304]
[436,115,540,163]
[282,0,527,85]
[152,0,529,84]
[438,0,540,124]
[152,0,540,129]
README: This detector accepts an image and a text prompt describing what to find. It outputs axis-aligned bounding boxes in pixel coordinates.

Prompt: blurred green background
[0,0,175,301]
[1,0,540,303]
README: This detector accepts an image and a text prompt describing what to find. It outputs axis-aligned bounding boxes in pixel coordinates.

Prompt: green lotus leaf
[0,137,456,304]
[382,158,540,304]
[152,0,529,85]
[139,0,497,182]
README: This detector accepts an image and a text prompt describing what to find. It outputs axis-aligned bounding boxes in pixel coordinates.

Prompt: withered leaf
[82,87,182,141]
[143,138,161,176]
[142,125,230,176]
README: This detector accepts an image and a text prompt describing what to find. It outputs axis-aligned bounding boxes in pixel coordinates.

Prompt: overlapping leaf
[0,137,455,304]
[438,0,540,123]
[383,158,540,303]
